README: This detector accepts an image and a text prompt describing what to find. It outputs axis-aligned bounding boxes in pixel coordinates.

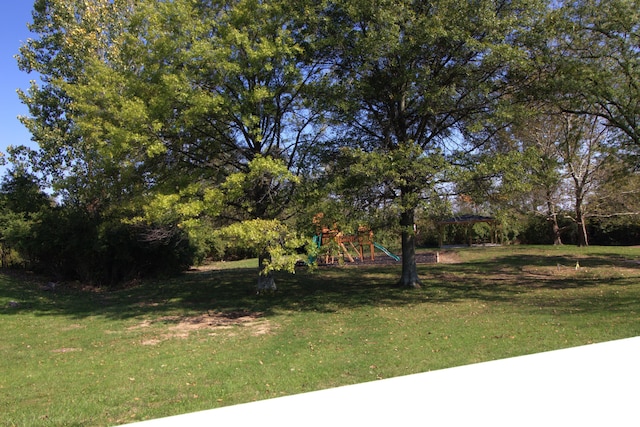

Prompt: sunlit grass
[1,245,639,425]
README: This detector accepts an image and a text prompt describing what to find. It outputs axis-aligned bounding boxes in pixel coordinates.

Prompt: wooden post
[350,241,362,260]
[339,243,355,262]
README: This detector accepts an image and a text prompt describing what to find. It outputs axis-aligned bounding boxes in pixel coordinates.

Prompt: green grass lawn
[1,245,639,426]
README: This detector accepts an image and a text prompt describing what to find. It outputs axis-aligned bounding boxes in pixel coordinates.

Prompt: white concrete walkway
[122,337,640,426]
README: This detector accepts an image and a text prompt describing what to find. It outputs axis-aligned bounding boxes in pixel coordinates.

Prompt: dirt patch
[317,250,459,266]
[434,251,461,264]
[131,311,271,345]
[52,347,82,353]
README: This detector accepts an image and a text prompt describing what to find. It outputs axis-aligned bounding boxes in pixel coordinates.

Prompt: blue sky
[0,1,37,172]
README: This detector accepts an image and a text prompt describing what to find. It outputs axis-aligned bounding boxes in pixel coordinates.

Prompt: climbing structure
[312,213,399,264]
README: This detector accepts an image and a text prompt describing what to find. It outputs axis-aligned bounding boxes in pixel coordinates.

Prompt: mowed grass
[1,245,639,426]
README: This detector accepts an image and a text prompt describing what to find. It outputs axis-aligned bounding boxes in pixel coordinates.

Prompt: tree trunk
[549,213,563,245]
[576,213,589,247]
[257,251,276,293]
[397,207,422,288]
[552,221,563,245]
[547,198,563,246]
[575,195,589,247]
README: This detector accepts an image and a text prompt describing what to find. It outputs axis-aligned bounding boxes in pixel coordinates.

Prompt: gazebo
[436,214,498,247]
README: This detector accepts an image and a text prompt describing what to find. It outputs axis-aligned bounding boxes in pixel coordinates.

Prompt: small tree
[505,111,570,245]
[0,170,52,267]
[215,219,312,291]
[506,110,615,246]
[213,156,311,292]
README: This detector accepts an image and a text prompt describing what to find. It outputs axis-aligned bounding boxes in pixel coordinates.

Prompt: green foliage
[215,219,314,274]
[519,212,576,245]
[454,147,538,210]
[0,171,51,267]
[23,208,196,285]
[0,212,36,267]
[549,0,640,146]
[0,170,196,284]
[221,155,301,220]
[129,183,223,264]
[327,144,449,230]
[129,155,306,270]
[98,220,196,284]
[589,217,640,246]
[0,171,50,215]
[15,0,145,209]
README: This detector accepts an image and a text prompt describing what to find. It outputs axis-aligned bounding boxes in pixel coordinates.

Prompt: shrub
[22,208,196,286]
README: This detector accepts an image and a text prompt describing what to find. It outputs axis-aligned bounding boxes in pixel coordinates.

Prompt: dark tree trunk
[257,251,276,293]
[546,195,563,246]
[552,221,563,245]
[398,207,422,288]
[549,212,563,246]
[576,213,589,247]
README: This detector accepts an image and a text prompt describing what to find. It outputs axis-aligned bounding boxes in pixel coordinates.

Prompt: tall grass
[1,245,639,426]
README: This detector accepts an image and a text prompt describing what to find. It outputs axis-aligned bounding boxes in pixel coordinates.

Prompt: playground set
[312,214,400,265]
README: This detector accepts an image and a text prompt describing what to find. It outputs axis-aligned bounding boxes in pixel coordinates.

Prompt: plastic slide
[373,242,401,261]
[307,235,322,264]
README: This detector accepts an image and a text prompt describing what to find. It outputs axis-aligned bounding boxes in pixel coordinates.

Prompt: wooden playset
[313,213,399,264]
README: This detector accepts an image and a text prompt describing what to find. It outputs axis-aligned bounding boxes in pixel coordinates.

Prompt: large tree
[503,0,639,245]
[550,0,640,147]
[319,0,546,287]
[511,110,615,246]
[504,110,571,245]
[557,113,615,246]
[17,0,324,290]
[16,0,143,210]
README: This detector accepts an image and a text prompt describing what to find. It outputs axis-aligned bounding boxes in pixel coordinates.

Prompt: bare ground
[318,250,459,266]
[128,310,271,345]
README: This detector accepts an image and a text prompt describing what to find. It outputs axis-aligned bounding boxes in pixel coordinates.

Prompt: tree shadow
[430,252,640,317]
[1,250,639,321]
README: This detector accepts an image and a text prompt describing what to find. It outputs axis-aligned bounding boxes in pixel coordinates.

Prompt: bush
[21,208,196,286]
[98,221,196,285]
[588,217,640,246]
[519,213,576,245]
[520,214,553,244]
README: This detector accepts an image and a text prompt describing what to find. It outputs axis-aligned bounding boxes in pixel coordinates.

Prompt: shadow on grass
[1,266,435,320]
[1,249,639,321]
